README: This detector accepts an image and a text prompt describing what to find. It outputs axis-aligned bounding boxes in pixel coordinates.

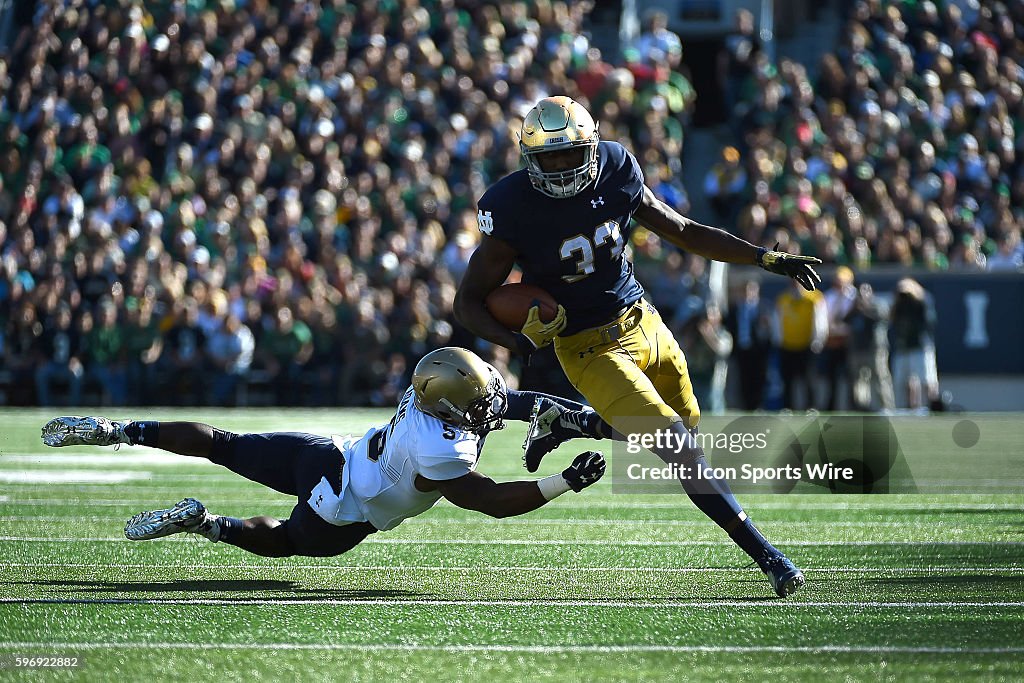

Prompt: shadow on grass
[3,579,424,600]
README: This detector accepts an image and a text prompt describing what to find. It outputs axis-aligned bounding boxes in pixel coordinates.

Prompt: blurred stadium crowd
[712,0,1024,272]
[0,0,1021,408]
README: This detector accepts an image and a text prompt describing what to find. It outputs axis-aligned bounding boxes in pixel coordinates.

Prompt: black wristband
[755,246,768,267]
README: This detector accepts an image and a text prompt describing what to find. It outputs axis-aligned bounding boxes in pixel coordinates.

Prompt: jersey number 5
[560,221,624,283]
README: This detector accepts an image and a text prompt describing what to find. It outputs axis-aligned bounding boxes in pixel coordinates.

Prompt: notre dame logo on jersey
[477,210,494,235]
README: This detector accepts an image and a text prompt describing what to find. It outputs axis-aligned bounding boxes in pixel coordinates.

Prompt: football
[485,283,559,331]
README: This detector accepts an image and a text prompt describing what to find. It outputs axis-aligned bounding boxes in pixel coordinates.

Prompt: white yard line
[1,598,1022,608]
[0,562,1020,573]
[0,642,1021,654]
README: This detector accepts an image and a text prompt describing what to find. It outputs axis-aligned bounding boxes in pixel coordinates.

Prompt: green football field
[1,408,1022,681]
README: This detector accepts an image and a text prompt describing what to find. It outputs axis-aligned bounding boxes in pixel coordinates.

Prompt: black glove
[561,451,606,492]
[757,243,823,291]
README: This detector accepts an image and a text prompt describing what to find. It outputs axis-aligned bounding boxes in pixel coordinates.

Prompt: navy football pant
[207,431,377,557]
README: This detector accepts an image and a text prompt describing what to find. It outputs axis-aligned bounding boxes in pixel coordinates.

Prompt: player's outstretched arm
[633,185,757,261]
[432,451,606,518]
[633,186,822,290]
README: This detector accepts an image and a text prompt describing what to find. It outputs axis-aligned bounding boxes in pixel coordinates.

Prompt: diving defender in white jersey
[40,348,606,557]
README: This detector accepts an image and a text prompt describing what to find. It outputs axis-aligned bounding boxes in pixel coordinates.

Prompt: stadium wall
[741,270,1024,375]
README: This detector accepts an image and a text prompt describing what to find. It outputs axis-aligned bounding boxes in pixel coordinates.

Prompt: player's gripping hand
[757,243,823,291]
[562,451,606,492]
[520,304,567,349]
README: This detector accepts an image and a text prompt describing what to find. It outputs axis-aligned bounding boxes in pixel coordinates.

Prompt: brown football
[485,283,560,331]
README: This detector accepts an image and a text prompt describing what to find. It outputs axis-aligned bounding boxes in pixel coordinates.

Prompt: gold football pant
[554,300,700,430]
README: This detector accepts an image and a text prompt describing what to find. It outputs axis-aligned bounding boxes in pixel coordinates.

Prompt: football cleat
[41,416,131,448]
[761,552,806,598]
[124,498,220,542]
[523,400,594,472]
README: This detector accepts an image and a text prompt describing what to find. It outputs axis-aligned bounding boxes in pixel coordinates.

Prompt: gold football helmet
[519,96,600,198]
[411,347,508,433]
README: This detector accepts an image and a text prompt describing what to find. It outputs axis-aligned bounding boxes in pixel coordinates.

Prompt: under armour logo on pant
[591,196,604,208]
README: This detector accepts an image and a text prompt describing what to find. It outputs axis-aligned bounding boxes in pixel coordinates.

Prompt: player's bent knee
[661,391,701,429]
[287,504,377,557]
[259,519,298,557]
[601,394,680,432]
[286,524,375,557]
[650,420,704,467]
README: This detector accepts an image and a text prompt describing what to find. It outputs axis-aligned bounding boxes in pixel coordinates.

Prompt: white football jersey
[324,386,483,531]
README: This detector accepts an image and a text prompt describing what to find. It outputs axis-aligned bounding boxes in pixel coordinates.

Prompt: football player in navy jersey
[454,96,821,596]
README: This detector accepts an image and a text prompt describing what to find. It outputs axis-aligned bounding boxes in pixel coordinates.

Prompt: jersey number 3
[560,221,624,283]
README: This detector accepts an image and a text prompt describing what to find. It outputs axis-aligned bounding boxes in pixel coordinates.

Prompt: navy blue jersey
[477,141,646,334]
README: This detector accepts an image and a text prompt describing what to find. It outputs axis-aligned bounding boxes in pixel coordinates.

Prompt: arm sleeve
[477,189,518,248]
[416,435,479,481]
[624,147,646,213]
[505,389,587,421]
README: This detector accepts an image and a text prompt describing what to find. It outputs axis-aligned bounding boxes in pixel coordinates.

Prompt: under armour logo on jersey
[477,209,494,235]
[591,196,605,208]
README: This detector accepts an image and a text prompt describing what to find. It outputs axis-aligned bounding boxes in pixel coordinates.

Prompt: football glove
[520,304,567,349]
[757,243,823,291]
[561,450,606,492]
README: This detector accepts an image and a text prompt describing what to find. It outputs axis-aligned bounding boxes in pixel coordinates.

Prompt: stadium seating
[0,0,1020,407]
